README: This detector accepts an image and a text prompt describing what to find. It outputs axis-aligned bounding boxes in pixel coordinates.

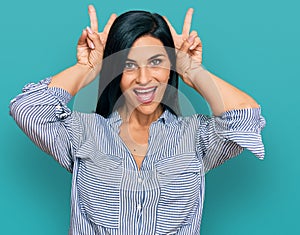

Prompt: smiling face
[120,35,171,117]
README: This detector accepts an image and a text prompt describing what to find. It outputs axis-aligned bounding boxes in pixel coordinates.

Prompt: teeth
[135,87,156,94]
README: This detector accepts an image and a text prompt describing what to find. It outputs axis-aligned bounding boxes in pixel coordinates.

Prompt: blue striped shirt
[10,77,265,234]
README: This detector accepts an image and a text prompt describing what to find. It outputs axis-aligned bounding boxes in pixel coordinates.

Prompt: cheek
[120,74,131,92]
[153,69,170,83]
[120,75,137,104]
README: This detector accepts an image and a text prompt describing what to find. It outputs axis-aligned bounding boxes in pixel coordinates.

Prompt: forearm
[190,68,259,116]
[48,63,97,96]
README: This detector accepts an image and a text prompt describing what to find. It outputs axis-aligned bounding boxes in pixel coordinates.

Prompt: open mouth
[134,86,157,104]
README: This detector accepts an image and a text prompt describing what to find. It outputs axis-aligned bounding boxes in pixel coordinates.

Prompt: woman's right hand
[48,5,116,95]
[77,5,117,75]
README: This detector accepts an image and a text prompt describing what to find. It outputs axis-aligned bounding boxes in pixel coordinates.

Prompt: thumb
[77,29,88,46]
[176,36,195,76]
[179,34,195,54]
[86,27,103,52]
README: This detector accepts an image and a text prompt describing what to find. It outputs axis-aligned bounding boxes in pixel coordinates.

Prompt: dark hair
[95,10,180,118]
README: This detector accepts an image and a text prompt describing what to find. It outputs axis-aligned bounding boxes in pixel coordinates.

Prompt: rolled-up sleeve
[196,108,266,172]
[9,77,78,172]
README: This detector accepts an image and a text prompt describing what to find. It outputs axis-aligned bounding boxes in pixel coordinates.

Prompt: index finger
[88,5,98,32]
[182,8,194,38]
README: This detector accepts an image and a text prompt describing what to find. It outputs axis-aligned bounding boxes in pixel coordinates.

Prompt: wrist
[74,62,94,74]
[74,62,100,89]
[187,65,209,84]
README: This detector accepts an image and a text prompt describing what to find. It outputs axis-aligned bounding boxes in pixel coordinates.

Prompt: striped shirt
[10,77,266,235]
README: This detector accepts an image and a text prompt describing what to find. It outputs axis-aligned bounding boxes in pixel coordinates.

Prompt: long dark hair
[95,10,180,118]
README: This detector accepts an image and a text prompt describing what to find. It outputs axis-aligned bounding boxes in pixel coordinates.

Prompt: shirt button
[137,204,142,211]
[138,178,143,183]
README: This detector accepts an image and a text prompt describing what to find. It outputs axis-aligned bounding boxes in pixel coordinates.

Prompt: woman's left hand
[164,9,203,89]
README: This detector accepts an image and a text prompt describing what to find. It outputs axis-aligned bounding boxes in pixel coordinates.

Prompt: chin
[135,102,162,116]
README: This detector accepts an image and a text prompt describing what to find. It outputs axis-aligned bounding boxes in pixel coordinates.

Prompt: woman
[10,5,265,235]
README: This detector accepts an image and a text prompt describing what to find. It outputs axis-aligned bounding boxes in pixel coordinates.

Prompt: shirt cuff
[213,107,266,159]
[10,77,73,120]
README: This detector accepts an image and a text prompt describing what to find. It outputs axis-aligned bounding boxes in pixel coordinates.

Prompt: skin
[118,36,172,168]
[48,4,260,169]
[120,36,171,124]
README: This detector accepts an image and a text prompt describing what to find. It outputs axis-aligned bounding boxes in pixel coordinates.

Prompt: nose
[136,66,151,85]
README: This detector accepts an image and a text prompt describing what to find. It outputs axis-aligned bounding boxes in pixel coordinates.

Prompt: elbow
[9,97,36,133]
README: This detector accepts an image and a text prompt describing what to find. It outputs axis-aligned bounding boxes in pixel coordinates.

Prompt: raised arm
[164,10,259,116]
[164,10,265,169]
[9,5,116,172]
[48,5,116,96]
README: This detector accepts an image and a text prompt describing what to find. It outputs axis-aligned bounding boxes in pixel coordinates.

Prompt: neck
[120,104,163,127]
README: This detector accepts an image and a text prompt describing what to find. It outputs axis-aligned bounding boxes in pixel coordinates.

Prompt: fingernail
[188,35,194,43]
[86,26,93,34]
[90,42,95,49]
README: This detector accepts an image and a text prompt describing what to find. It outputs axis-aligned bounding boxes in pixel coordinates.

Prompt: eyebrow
[126,54,166,62]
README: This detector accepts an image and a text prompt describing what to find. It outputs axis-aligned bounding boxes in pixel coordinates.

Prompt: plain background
[1,0,299,234]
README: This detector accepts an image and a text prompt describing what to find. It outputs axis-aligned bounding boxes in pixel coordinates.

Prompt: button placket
[137,172,143,213]
[138,177,143,184]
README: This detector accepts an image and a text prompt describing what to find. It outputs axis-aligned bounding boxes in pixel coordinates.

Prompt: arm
[10,78,75,171]
[9,5,116,171]
[165,9,259,116]
[164,9,265,168]
[177,31,259,116]
[186,67,259,116]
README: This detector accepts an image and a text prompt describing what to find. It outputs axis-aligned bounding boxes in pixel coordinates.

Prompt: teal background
[1,0,299,234]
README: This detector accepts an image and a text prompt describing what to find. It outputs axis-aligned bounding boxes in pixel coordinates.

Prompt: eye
[124,62,138,70]
[149,59,162,66]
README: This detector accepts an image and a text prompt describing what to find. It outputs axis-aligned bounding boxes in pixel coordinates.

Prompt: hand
[164,9,203,88]
[76,5,117,74]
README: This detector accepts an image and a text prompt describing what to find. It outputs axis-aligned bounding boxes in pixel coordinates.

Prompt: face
[120,35,171,116]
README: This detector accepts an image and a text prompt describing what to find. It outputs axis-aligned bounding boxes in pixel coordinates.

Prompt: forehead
[127,35,168,60]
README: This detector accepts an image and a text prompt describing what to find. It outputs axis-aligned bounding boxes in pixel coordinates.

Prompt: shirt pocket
[155,153,203,234]
[75,140,123,229]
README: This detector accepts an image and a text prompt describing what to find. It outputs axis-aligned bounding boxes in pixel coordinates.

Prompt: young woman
[10,5,265,235]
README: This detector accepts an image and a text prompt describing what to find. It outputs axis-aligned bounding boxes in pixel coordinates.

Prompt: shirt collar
[155,109,177,125]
